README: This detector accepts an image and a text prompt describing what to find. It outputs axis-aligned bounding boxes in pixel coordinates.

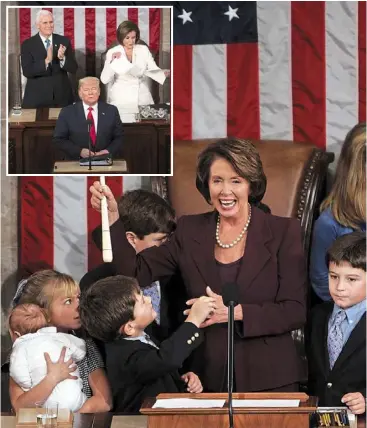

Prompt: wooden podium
[140,393,318,428]
[53,160,128,174]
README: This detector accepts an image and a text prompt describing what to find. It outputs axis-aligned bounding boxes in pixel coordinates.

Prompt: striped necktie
[327,309,346,369]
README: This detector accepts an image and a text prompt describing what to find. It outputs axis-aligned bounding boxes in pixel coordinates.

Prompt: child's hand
[186,296,216,327]
[44,347,78,385]
[341,392,366,414]
[181,372,203,393]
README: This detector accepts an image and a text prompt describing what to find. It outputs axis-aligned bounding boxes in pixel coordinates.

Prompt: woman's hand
[341,392,366,414]
[44,347,78,384]
[181,372,203,393]
[110,52,122,62]
[89,181,119,225]
[184,287,228,327]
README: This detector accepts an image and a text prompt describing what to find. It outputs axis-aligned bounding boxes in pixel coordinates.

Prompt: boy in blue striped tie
[308,231,366,414]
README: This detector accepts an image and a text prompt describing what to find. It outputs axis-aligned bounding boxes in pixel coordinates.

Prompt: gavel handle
[100,176,113,263]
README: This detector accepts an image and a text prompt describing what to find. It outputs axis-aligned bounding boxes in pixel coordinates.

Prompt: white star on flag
[178,9,193,25]
[224,5,239,22]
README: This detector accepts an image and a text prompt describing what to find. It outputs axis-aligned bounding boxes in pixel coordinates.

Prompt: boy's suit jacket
[104,322,203,412]
[21,33,77,108]
[109,207,307,392]
[87,226,188,340]
[308,302,366,406]
[53,101,123,160]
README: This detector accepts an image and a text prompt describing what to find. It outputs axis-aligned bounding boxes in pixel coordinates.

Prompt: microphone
[100,176,113,263]
[86,118,93,171]
[222,282,239,428]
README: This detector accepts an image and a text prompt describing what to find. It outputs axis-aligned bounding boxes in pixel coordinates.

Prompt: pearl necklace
[216,204,251,249]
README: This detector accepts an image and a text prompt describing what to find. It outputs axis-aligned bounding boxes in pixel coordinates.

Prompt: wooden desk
[53,160,128,174]
[8,108,171,175]
[1,411,365,428]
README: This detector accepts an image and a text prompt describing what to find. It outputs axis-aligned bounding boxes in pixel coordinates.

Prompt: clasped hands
[45,44,66,66]
[184,286,233,328]
[80,149,109,158]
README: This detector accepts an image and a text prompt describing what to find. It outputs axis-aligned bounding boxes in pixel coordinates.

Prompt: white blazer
[10,327,87,412]
[100,44,166,114]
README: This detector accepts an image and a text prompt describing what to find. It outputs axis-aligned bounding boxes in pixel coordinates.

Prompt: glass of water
[36,401,58,427]
[12,102,22,116]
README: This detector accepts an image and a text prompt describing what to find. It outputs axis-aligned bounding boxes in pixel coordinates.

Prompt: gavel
[100,176,113,263]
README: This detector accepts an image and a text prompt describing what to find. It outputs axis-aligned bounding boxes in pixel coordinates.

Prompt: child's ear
[9,329,20,342]
[126,232,137,250]
[119,321,135,337]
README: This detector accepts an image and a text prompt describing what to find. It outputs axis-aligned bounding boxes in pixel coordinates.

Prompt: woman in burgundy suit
[90,138,307,392]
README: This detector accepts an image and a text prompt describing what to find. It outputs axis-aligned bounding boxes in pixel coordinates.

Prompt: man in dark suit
[21,10,77,108]
[78,276,212,412]
[308,232,366,414]
[53,76,123,160]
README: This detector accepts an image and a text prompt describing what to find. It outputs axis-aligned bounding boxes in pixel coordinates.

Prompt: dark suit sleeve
[53,108,82,159]
[126,322,203,384]
[105,106,123,157]
[110,215,182,286]
[237,218,307,338]
[61,37,78,74]
[92,225,103,252]
[21,39,51,78]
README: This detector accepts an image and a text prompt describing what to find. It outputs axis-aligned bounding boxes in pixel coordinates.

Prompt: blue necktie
[143,281,161,324]
[327,309,346,369]
[45,38,50,50]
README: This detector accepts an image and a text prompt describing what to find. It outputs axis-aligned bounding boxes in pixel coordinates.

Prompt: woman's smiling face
[208,157,250,219]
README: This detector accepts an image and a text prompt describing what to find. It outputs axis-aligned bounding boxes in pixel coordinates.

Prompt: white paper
[232,399,300,407]
[153,399,226,409]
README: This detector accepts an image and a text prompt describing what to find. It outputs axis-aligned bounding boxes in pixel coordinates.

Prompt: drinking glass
[35,401,58,428]
[12,102,22,116]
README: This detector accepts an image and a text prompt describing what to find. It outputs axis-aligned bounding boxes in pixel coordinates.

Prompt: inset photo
[7,5,172,175]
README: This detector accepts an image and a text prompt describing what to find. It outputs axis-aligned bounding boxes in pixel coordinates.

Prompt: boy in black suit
[79,275,215,412]
[81,189,187,340]
[308,231,366,414]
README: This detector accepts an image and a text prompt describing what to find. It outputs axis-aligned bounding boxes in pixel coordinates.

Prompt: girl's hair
[15,270,78,313]
[321,122,366,230]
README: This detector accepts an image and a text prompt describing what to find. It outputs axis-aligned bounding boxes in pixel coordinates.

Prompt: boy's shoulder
[310,301,334,323]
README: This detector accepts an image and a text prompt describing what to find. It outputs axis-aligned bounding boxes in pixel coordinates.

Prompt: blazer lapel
[319,304,333,376]
[96,102,105,150]
[191,212,222,295]
[236,207,272,292]
[332,312,366,373]
[76,102,89,140]
[36,34,47,57]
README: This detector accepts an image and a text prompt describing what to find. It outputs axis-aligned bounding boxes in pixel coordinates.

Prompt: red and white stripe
[174,1,366,168]
[20,177,142,281]
[18,7,161,78]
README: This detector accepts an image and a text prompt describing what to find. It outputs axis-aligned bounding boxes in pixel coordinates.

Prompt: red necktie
[87,107,96,146]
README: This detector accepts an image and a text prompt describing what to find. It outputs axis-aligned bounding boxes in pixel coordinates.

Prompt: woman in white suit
[100,21,168,122]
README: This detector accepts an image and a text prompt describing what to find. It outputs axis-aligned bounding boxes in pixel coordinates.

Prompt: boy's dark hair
[79,275,140,342]
[118,190,176,239]
[327,231,366,272]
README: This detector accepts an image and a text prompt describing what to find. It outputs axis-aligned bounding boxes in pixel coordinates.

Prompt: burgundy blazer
[110,206,307,392]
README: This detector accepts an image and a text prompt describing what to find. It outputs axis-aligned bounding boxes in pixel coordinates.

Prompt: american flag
[173,1,366,155]
[19,1,366,280]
